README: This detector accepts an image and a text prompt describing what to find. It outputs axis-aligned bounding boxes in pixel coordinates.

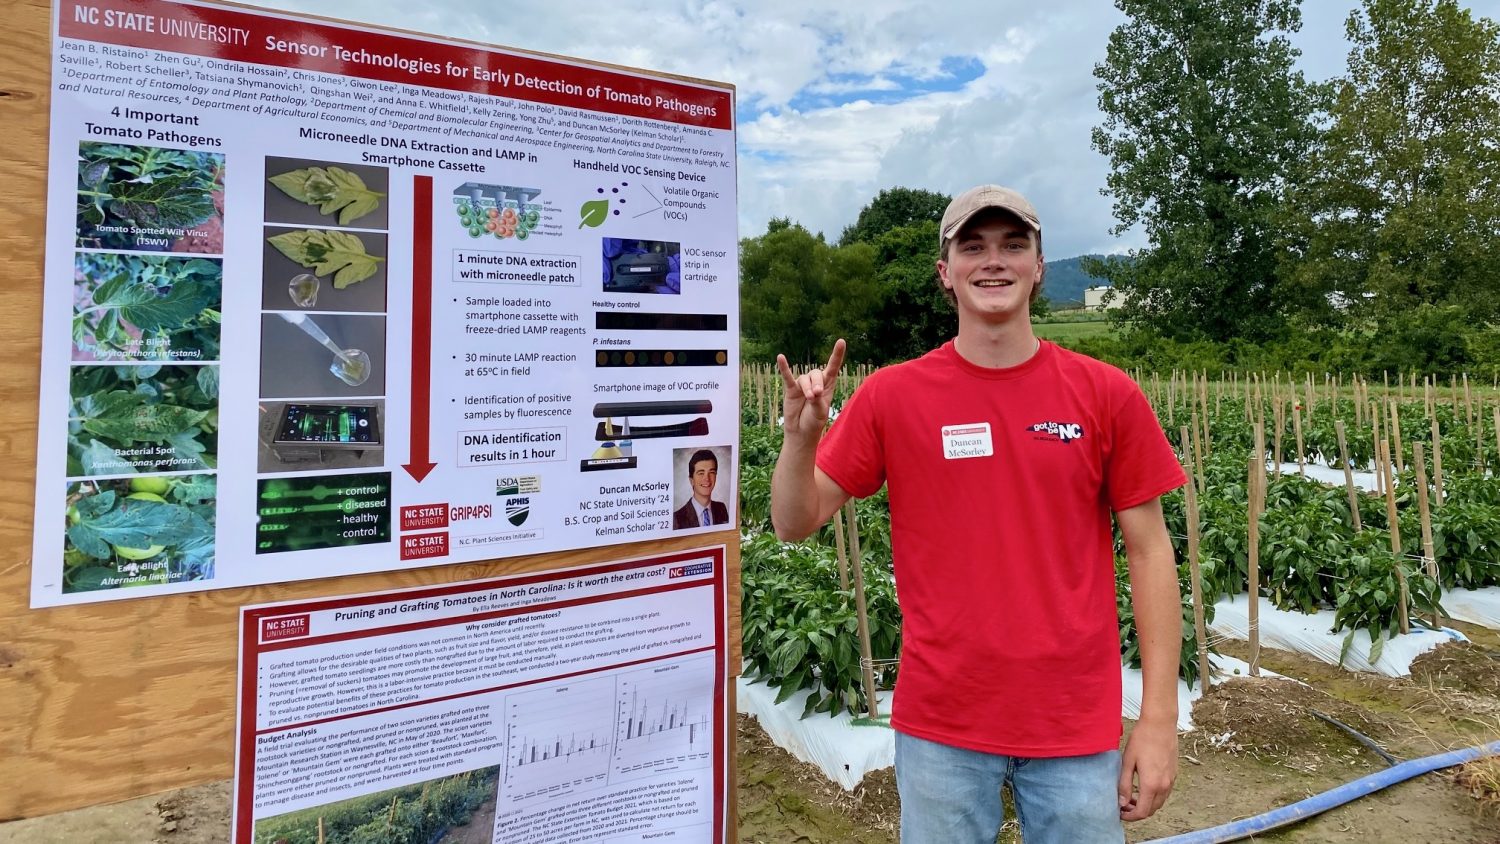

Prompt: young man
[672,448,729,529]
[771,185,1185,843]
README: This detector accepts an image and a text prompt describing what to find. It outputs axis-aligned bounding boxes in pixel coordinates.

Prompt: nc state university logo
[1026,420,1085,443]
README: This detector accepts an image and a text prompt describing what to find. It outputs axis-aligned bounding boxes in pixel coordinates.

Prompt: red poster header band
[59,0,735,129]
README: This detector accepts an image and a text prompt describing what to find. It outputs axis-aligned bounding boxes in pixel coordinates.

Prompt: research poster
[34,0,739,606]
[233,547,728,843]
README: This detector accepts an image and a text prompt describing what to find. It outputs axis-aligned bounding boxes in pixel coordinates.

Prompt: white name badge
[942,422,993,460]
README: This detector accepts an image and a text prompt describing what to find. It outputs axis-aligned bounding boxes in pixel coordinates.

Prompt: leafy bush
[1116,556,1218,690]
[741,533,901,718]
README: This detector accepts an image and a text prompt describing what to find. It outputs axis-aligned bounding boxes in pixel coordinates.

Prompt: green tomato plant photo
[63,474,216,593]
[67,364,219,477]
[71,253,221,362]
[76,142,223,250]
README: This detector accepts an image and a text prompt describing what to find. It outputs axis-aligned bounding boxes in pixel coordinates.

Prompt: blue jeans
[895,731,1125,844]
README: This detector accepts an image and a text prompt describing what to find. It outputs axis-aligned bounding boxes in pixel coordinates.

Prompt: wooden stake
[1493,406,1500,470]
[1378,440,1408,635]
[1167,370,1176,425]
[1413,442,1440,630]
[1431,418,1445,507]
[1272,400,1285,479]
[832,507,850,592]
[1389,398,1404,474]
[1293,401,1306,478]
[1181,426,1210,693]
[1336,421,1362,531]
[844,500,880,720]
[1477,405,1487,474]
[1463,373,1473,427]
[1248,424,1265,677]
[1371,402,1384,496]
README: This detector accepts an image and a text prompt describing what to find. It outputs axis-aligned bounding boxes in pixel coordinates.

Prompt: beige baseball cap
[939,185,1041,250]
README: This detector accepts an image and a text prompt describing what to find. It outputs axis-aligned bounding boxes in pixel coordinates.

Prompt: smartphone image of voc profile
[274,403,381,448]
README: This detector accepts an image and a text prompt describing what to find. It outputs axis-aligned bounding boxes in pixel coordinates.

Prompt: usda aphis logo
[504,497,531,526]
[1027,420,1086,443]
[496,475,541,496]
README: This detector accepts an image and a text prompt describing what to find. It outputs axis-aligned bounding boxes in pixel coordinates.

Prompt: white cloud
[237,0,1468,257]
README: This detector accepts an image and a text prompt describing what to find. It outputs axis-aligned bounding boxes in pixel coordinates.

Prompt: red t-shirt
[816,341,1185,756]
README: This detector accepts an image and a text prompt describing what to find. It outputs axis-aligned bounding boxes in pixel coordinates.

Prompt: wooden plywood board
[0,0,741,821]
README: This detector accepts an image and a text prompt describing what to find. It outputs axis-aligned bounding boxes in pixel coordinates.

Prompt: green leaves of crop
[269,165,384,226]
[68,367,217,476]
[68,491,203,560]
[73,255,222,362]
[77,150,216,229]
[107,174,218,229]
[268,229,384,288]
[76,390,209,444]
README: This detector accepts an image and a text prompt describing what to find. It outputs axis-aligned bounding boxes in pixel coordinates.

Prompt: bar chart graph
[612,652,714,780]
[501,676,614,803]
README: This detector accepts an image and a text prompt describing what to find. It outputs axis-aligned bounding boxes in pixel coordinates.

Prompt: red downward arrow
[403,175,436,482]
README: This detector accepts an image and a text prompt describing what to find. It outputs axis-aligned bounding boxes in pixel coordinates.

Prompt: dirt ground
[4,633,1500,844]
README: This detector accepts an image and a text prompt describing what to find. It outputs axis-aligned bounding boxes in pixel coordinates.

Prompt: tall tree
[864,220,956,363]
[838,187,950,247]
[1090,0,1319,342]
[740,222,879,363]
[1288,0,1500,329]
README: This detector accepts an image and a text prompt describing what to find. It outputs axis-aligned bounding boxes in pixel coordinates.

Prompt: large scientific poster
[35,0,739,606]
[234,547,727,843]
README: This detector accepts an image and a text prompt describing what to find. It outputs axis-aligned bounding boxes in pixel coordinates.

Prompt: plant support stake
[844,499,880,720]
[1181,426,1210,693]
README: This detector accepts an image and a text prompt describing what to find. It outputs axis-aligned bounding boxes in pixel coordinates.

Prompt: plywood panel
[0,0,740,821]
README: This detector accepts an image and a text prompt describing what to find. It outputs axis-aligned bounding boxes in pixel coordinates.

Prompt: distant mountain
[1042,255,1110,307]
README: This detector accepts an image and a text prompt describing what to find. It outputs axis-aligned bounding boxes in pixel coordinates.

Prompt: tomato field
[735,365,1500,833]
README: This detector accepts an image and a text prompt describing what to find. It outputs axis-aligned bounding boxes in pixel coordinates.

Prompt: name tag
[942,422,993,460]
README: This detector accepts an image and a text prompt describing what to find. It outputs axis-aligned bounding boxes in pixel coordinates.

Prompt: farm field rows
[736,365,1500,840]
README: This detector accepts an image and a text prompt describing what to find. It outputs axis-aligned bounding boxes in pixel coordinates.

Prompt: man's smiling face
[937,209,1043,324]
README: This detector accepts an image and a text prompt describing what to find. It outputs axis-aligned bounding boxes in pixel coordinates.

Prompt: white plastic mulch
[1209,593,1467,677]
[1440,587,1500,629]
[1271,460,1379,491]
[738,655,1264,791]
[736,675,895,790]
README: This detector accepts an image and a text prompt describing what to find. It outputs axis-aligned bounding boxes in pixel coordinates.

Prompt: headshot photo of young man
[672,446,731,530]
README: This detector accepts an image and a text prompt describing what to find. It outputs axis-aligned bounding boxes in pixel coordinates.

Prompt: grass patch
[1033,320,1114,341]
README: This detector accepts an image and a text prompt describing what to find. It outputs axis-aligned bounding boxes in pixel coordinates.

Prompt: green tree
[1090,0,1320,342]
[740,222,879,364]
[838,187,950,247]
[864,220,955,363]
[1287,0,1500,329]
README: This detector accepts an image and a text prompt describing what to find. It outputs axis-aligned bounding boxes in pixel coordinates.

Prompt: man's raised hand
[775,339,846,440]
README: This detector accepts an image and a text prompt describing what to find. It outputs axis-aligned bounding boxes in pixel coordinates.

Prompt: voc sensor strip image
[578,400,713,472]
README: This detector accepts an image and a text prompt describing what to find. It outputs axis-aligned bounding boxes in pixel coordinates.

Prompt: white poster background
[234,547,728,843]
[35,0,739,606]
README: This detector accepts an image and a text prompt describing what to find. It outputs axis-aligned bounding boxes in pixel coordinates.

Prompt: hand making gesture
[775,339,846,441]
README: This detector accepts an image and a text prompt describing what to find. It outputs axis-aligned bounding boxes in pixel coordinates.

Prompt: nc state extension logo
[1027,420,1086,443]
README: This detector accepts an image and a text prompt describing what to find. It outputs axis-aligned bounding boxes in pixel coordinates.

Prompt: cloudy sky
[242,0,1498,260]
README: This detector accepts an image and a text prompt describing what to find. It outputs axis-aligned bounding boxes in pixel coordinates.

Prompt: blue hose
[1141,739,1500,844]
